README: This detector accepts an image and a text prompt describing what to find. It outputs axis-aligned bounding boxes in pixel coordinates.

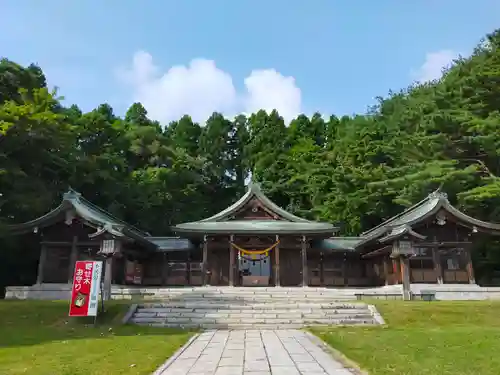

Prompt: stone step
[134,309,371,317]
[134,311,372,319]
[141,291,354,295]
[150,292,356,296]
[138,302,367,309]
[151,296,355,302]
[127,289,381,328]
[131,320,376,329]
[132,317,374,325]
[119,287,358,293]
[132,292,355,297]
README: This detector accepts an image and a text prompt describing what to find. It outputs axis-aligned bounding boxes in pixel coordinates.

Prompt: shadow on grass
[0,299,195,349]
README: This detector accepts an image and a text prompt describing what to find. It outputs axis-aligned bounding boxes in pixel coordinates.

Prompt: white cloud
[243,70,301,123]
[412,50,459,82]
[117,51,302,124]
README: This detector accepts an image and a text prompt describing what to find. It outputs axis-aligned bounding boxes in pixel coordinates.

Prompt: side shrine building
[5,183,500,299]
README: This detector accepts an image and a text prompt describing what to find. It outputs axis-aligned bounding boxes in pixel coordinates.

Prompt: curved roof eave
[356,197,442,247]
[200,182,310,223]
[5,189,153,244]
[68,191,150,237]
[444,201,500,232]
[172,219,337,236]
[361,190,442,237]
[173,228,336,235]
[378,225,427,244]
[397,196,500,234]
[6,201,72,234]
[358,191,500,249]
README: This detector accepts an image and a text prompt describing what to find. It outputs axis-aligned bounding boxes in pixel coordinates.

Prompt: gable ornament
[436,211,447,226]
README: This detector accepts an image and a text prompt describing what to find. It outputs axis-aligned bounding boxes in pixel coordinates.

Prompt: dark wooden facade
[7,188,500,290]
[364,219,475,287]
[29,215,373,289]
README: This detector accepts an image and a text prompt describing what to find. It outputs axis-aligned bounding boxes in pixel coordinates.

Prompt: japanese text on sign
[69,261,103,317]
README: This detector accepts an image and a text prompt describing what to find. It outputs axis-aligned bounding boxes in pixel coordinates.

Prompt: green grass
[311,301,500,375]
[0,300,194,375]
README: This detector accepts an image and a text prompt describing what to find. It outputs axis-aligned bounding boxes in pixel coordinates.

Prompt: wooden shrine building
[5,184,500,291]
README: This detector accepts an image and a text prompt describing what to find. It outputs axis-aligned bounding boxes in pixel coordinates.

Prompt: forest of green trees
[1,29,500,290]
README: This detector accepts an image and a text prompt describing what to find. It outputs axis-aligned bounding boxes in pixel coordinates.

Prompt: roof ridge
[361,190,442,236]
[197,181,311,223]
[65,190,149,236]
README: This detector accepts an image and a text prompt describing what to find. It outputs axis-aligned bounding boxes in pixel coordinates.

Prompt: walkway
[154,329,357,375]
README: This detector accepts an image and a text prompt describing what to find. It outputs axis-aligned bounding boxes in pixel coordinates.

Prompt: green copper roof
[174,220,336,235]
[200,182,311,223]
[146,237,195,251]
[378,225,426,243]
[358,190,500,247]
[316,237,362,252]
[173,182,337,235]
[7,189,152,246]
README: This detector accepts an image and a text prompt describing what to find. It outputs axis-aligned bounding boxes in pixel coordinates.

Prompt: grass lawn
[0,300,194,375]
[311,301,500,375]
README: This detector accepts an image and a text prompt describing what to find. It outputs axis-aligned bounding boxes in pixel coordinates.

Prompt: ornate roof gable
[173,182,337,235]
[200,182,310,223]
[7,189,152,247]
[358,189,500,248]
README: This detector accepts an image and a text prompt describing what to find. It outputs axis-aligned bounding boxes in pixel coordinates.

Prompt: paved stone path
[155,329,355,375]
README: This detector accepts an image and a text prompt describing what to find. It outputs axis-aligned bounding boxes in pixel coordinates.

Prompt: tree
[2,27,500,284]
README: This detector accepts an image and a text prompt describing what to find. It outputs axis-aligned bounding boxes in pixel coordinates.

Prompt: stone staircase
[125,287,384,329]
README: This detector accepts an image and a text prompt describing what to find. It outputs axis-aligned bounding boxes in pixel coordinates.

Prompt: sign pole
[101,278,105,313]
[94,273,104,326]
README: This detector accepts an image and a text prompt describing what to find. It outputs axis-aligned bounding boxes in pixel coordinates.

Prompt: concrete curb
[367,304,386,325]
[122,304,138,324]
[151,333,200,375]
[304,331,369,375]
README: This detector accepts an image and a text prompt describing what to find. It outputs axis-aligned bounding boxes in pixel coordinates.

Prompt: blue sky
[1,1,499,124]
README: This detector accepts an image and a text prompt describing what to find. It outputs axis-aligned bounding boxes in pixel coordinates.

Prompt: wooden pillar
[68,236,78,283]
[432,247,443,284]
[400,256,411,301]
[229,234,235,286]
[301,235,308,287]
[36,244,47,285]
[382,257,389,286]
[274,235,280,287]
[342,253,348,286]
[161,252,168,286]
[186,250,191,286]
[202,235,208,286]
[465,248,476,284]
[319,252,324,287]
[392,257,401,284]
[103,256,113,301]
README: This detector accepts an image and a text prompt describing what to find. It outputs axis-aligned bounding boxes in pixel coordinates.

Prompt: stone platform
[6,282,500,301]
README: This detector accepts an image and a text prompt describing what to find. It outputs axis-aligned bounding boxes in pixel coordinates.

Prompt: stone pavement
[155,329,356,375]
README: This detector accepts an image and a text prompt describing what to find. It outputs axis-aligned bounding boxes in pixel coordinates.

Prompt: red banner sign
[69,260,103,317]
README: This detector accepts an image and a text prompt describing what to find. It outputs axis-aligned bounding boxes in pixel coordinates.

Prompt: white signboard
[87,261,103,316]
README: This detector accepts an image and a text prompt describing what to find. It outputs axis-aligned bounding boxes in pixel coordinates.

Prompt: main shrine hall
[6,183,500,293]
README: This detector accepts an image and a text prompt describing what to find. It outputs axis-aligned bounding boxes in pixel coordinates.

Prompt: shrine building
[5,183,500,295]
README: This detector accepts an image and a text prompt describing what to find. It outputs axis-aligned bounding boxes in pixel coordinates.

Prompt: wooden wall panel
[279,249,302,286]
[43,247,70,283]
[207,248,230,286]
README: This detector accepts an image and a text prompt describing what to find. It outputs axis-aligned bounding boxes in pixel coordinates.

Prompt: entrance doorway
[238,252,271,286]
